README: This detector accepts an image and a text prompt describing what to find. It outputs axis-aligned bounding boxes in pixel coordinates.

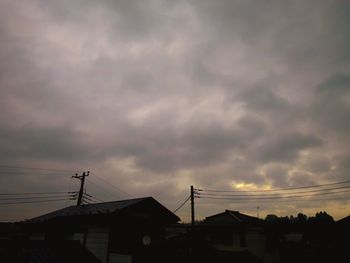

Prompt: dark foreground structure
[1,199,350,263]
[2,197,179,263]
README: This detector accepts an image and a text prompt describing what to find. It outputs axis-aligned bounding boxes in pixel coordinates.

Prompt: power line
[196,195,350,204]
[82,195,95,202]
[197,188,350,201]
[197,185,350,197]
[82,192,103,203]
[0,165,81,173]
[173,195,191,213]
[0,194,75,201]
[0,171,73,176]
[196,180,350,193]
[90,197,104,202]
[82,194,95,203]
[0,191,76,196]
[81,199,92,205]
[86,178,121,200]
[89,173,134,198]
[84,192,104,202]
[0,198,72,205]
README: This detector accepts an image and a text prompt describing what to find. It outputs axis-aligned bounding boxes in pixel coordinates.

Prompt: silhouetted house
[200,210,276,263]
[332,215,350,260]
[0,240,100,263]
[336,214,350,226]
[0,223,21,240]
[24,197,180,263]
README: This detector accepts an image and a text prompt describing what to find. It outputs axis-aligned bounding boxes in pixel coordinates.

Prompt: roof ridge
[26,197,154,223]
[78,196,151,206]
[227,210,242,223]
[227,210,261,220]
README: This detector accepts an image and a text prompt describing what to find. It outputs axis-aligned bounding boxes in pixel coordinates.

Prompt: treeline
[265,211,334,225]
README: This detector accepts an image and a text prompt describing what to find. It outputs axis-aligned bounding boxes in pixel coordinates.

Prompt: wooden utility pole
[72,171,89,205]
[190,185,195,228]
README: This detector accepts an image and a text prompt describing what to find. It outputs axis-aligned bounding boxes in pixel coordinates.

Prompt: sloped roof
[336,215,350,224]
[27,197,179,223]
[0,240,100,263]
[202,210,264,226]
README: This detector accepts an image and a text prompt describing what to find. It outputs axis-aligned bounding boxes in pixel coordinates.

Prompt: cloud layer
[0,0,350,221]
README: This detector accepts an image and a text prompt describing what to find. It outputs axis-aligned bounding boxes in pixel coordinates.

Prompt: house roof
[202,210,264,226]
[0,240,100,263]
[27,197,179,223]
[336,215,350,224]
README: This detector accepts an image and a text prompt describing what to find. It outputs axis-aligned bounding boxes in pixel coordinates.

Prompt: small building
[24,197,180,263]
[200,210,276,263]
[332,215,350,261]
[336,214,350,226]
[0,240,101,263]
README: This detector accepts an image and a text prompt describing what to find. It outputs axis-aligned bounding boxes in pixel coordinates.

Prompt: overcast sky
[1,0,350,222]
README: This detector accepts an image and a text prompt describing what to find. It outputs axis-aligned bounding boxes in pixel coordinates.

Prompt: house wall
[85,226,110,263]
[204,226,267,261]
[206,229,246,252]
[29,232,45,240]
[211,232,244,251]
[232,233,242,249]
[246,230,265,259]
[108,253,133,263]
[66,232,85,244]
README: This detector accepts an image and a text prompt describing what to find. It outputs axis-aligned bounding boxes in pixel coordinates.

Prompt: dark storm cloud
[312,73,350,133]
[253,132,323,163]
[239,86,291,114]
[301,154,331,174]
[41,0,189,42]
[0,124,92,161]
[101,111,263,172]
[1,0,350,221]
[0,0,347,172]
[124,123,247,172]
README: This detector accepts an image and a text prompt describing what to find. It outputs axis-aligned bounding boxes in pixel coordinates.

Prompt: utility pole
[190,185,195,228]
[257,206,260,219]
[72,171,89,206]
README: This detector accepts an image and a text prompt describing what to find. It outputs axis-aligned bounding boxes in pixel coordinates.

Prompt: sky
[0,0,350,222]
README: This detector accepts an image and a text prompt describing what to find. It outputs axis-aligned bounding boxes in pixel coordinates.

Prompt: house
[199,210,277,263]
[0,240,101,263]
[332,215,350,260]
[336,214,350,226]
[23,197,180,263]
[0,222,21,240]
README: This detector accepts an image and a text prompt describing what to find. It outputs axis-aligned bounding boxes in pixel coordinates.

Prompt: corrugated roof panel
[27,197,150,223]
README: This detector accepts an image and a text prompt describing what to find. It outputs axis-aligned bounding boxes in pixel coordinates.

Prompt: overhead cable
[0,191,77,196]
[89,173,134,198]
[86,178,121,200]
[0,194,75,201]
[83,192,104,202]
[195,180,350,193]
[197,188,350,201]
[173,195,191,213]
[196,195,350,204]
[196,185,350,197]
[0,165,80,173]
[0,198,72,205]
